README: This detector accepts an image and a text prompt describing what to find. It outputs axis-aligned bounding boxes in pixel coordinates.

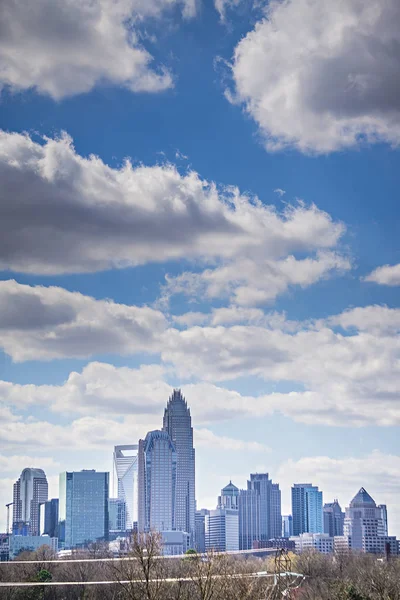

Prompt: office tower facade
[282,515,293,538]
[59,470,109,549]
[378,504,388,536]
[113,445,138,530]
[344,488,398,554]
[292,483,323,535]
[270,483,282,539]
[138,430,177,533]
[162,389,196,542]
[12,468,48,535]
[205,508,239,552]
[323,499,344,537]
[39,499,59,538]
[108,498,127,533]
[239,487,260,550]
[239,473,282,546]
[195,509,209,553]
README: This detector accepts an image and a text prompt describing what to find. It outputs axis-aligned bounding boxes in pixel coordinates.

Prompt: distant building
[113,445,138,531]
[219,481,239,509]
[290,533,333,554]
[39,499,59,538]
[108,498,127,533]
[205,508,239,552]
[344,488,398,555]
[13,468,48,536]
[282,515,293,538]
[138,430,177,533]
[253,538,295,551]
[163,389,196,543]
[0,534,9,562]
[292,484,323,535]
[238,473,282,550]
[323,500,344,537]
[195,509,209,553]
[161,530,190,555]
[239,487,260,550]
[59,470,109,549]
[9,535,58,559]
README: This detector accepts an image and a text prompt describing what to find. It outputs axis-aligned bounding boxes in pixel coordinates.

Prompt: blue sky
[0,0,400,535]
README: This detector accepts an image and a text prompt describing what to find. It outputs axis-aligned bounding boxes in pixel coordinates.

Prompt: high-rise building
[239,487,260,550]
[323,500,344,537]
[113,445,138,530]
[58,470,109,549]
[39,499,59,538]
[292,484,323,535]
[270,483,282,539]
[282,515,293,538]
[378,504,388,536]
[108,498,127,533]
[195,509,209,553]
[12,468,48,535]
[138,430,177,533]
[162,389,196,542]
[344,488,398,554]
[238,473,281,548]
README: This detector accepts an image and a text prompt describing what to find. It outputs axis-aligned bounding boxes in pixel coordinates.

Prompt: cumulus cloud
[277,451,400,537]
[0,280,166,361]
[364,263,400,286]
[161,251,350,306]
[229,0,400,153]
[0,130,345,275]
[0,0,196,100]
[161,305,400,426]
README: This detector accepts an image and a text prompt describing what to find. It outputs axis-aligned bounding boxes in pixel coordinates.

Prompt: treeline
[1,533,400,600]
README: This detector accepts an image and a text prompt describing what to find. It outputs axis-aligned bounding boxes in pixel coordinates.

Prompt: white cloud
[215,0,243,21]
[364,263,400,286]
[229,0,400,153]
[277,451,400,537]
[274,188,286,197]
[0,130,345,275]
[0,455,60,474]
[0,280,166,361]
[161,251,351,307]
[0,0,196,100]
[195,428,271,452]
[161,306,400,426]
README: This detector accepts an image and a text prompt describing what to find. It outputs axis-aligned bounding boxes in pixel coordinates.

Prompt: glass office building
[59,470,109,549]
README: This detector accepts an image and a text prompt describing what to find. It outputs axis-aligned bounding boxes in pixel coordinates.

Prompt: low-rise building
[9,535,58,559]
[290,533,334,554]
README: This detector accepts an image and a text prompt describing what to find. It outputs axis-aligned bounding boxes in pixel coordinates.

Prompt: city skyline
[4,389,399,552]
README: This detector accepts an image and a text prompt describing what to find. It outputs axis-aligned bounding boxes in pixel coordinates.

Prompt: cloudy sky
[1,0,400,536]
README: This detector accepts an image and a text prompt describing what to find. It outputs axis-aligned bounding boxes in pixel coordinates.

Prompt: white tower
[113,445,138,530]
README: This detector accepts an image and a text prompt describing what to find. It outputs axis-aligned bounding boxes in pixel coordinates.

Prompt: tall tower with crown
[163,389,196,544]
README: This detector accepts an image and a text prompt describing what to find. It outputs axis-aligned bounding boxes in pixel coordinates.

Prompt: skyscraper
[344,488,398,554]
[239,487,260,550]
[162,389,196,542]
[108,498,127,533]
[13,468,48,535]
[138,430,177,533]
[323,499,344,537]
[113,445,138,530]
[292,483,323,535]
[58,470,109,549]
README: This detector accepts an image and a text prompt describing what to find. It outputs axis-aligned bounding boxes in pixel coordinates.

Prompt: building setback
[323,500,344,537]
[58,470,109,549]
